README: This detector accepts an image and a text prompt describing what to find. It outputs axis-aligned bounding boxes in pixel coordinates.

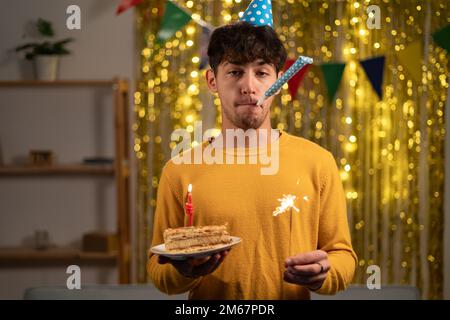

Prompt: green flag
[432,23,450,53]
[156,1,192,44]
[320,63,346,103]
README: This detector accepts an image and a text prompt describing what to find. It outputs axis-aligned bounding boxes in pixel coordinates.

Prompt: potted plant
[15,18,74,81]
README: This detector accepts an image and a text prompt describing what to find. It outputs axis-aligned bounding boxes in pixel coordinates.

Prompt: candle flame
[188,183,192,192]
[273,194,300,216]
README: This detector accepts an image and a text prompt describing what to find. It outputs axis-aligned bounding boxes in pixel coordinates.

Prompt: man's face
[206,59,282,130]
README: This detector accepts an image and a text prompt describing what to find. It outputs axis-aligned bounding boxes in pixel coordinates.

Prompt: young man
[147,2,356,300]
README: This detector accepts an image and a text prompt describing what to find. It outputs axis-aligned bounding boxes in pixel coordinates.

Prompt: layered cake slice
[163,224,232,253]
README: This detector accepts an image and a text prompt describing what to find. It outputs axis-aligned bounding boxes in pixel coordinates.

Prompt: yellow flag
[396,41,423,83]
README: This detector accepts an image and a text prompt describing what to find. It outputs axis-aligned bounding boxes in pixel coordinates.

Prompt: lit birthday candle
[257,55,313,106]
[185,184,194,226]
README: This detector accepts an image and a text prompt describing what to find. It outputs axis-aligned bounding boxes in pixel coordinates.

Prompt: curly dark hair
[207,21,287,74]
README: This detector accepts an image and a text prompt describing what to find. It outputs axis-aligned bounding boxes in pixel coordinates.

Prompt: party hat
[240,0,273,28]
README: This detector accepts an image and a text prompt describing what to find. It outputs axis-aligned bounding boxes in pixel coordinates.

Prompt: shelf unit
[0,164,115,176]
[0,79,131,283]
[0,80,116,87]
[0,247,117,267]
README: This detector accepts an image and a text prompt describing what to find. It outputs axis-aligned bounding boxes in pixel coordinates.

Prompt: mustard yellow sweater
[147,131,357,299]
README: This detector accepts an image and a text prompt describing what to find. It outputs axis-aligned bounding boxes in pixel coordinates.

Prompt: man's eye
[228,70,242,76]
[258,72,269,77]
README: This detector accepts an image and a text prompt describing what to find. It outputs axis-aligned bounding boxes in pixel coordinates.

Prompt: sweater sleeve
[315,151,358,295]
[146,165,202,295]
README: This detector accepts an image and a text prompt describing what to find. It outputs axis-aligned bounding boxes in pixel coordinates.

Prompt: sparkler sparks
[272,194,300,216]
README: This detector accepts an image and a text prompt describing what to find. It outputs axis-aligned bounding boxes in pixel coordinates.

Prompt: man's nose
[240,73,256,95]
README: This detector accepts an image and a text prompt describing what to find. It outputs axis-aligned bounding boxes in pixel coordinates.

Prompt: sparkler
[272,194,300,217]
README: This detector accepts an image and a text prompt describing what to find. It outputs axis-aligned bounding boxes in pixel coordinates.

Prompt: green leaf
[35,42,53,55]
[53,38,74,47]
[57,48,70,55]
[15,43,39,52]
[37,18,54,37]
[15,20,75,58]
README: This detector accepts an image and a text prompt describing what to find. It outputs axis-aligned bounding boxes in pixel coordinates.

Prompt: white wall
[0,0,136,299]
[0,0,135,80]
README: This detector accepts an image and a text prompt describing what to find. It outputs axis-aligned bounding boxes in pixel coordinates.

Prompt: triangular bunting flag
[116,0,143,15]
[320,63,346,103]
[199,25,213,70]
[432,23,450,53]
[156,1,192,44]
[396,41,422,82]
[360,56,385,99]
[284,59,310,99]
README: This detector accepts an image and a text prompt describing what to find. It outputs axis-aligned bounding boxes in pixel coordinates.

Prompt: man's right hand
[157,249,230,278]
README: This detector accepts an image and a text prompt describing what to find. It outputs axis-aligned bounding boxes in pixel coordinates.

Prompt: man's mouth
[236,100,260,107]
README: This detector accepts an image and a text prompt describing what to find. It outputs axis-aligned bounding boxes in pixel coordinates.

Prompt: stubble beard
[224,105,270,130]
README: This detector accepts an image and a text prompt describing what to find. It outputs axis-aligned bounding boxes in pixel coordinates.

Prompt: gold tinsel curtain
[134,0,449,299]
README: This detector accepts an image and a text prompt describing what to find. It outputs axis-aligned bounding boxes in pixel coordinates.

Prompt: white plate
[150,236,241,260]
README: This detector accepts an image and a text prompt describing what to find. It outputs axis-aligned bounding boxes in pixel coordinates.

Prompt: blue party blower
[257,56,313,106]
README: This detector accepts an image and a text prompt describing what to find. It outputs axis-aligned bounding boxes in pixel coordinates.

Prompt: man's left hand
[284,250,330,291]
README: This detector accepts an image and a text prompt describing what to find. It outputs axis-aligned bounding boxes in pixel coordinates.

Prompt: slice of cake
[164,224,232,253]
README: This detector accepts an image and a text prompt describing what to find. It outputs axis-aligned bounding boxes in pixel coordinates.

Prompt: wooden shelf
[0,247,117,266]
[0,78,131,281]
[0,80,116,87]
[0,164,115,176]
